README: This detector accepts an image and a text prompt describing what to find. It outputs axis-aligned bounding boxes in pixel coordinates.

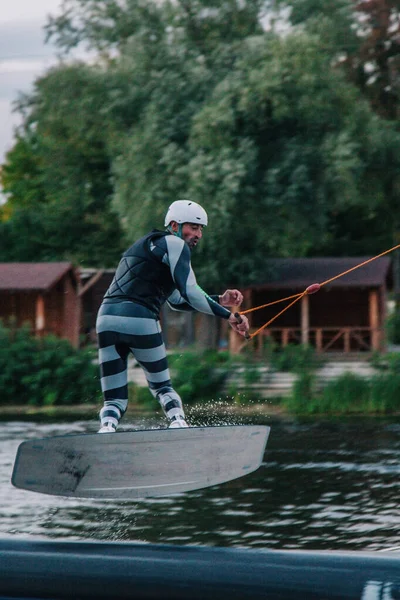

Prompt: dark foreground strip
[0,539,399,600]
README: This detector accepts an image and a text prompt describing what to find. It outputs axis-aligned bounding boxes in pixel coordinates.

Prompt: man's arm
[167,291,227,313]
[167,289,196,312]
[165,236,231,319]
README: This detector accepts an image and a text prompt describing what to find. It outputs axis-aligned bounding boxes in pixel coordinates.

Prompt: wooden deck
[254,326,384,354]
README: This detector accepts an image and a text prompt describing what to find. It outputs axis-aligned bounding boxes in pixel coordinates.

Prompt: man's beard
[187,239,198,250]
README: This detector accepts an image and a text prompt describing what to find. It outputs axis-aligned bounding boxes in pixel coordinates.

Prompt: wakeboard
[11,425,269,499]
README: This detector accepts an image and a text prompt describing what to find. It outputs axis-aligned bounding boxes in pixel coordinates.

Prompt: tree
[45,0,264,55]
[186,31,400,283]
[266,0,400,298]
[0,134,47,216]
[270,0,400,119]
[3,0,400,288]
[352,0,400,120]
[108,25,400,286]
[0,63,126,266]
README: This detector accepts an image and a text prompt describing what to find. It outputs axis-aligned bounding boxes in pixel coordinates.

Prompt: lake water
[2,410,400,552]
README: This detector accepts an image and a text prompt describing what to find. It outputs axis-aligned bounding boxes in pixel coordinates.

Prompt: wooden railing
[254,327,383,353]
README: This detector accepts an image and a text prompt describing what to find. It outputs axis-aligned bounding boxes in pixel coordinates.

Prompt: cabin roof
[247,257,392,290]
[0,262,76,292]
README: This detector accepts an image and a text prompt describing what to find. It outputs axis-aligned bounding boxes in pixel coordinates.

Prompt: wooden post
[229,326,243,354]
[243,289,252,312]
[369,289,380,351]
[282,329,289,346]
[315,328,322,353]
[10,293,16,317]
[380,285,387,352]
[63,274,81,348]
[344,328,350,353]
[301,294,309,345]
[35,295,45,337]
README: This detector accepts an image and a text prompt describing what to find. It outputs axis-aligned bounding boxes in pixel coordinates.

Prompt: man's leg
[97,301,188,429]
[96,308,130,432]
[129,320,188,426]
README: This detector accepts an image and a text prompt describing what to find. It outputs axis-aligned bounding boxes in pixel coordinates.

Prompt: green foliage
[370,351,400,372]
[45,0,264,56]
[2,0,400,281]
[285,371,370,415]
[369,373,400,414]
[133,347,400,415]
[368,352,400,413]
[168,350,229,404]
[0,65,126,266]
[385,311,400,345]
[272,0,400,119]
[317,373,370,415]
[257,336,277,362]
[128,384,154,408]
[285,371,317,414]
[284,366,400,415]
[243,364,261,385]
[0,322,100,406]
[0,134,47,215]
[267,0,400,266]
[270,344,320,373]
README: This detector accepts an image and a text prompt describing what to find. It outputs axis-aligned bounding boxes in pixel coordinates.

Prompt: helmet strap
[167,223,183,239]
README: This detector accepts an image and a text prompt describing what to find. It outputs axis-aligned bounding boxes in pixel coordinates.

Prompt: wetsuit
[96,229,231,428]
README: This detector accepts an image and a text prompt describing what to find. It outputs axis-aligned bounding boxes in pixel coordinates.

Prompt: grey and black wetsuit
[96,229,231,427]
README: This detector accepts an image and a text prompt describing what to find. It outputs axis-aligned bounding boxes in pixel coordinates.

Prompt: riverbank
[0,404,99,421]
[0,398,397,421]
[0,401,288,421]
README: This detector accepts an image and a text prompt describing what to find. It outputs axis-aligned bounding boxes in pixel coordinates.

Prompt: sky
[0,0,64,163]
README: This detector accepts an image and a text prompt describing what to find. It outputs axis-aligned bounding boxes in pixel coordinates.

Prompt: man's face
[171,222,204,249]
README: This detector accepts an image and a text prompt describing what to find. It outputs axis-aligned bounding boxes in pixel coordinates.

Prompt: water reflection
[1,415,400,550]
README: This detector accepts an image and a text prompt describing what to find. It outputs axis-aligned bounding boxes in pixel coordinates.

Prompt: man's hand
[228,313,249,337]
[220,289,243,307]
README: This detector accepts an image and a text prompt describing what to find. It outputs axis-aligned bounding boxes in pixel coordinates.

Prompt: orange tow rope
[238,243,400,341]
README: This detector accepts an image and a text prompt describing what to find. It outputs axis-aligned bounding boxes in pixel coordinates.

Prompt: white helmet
[164,200,208,227]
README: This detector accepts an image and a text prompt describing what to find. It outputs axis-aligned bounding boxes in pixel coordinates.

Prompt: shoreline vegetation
[0,402,398,422]
[0,402,283,419]
[1,322,400,418]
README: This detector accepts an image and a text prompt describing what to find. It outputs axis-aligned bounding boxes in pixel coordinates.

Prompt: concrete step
[224,361,379,396]
[128,360,379,396]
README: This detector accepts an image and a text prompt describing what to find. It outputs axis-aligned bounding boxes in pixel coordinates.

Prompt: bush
[284,367,400,415]
[284,371,370,415]
[168,350,230,404]
[386,310,400,344]
[369,372,400,413]
[317,372,370,415]
[0,322,100,406]
[370,351,400,372]
[270,343,320,373]
[284,371,317,414]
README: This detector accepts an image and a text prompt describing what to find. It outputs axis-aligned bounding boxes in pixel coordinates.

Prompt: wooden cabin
[0,262,81,347]
[230,257,392,355]
[48,255,391,355]
[79,268,115,343]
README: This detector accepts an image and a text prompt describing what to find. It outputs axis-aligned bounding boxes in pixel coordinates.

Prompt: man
[96,199,249,432]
